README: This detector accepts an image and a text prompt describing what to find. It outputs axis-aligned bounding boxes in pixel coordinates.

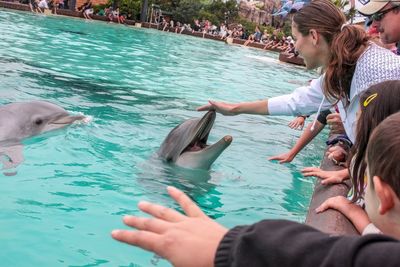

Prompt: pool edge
[305,138,359,236]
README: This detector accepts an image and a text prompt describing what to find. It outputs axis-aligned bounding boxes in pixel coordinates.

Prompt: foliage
[94,0,239,23]
[345,7,356,22]
[152,0,238,25]
[282,20,292,37]
[331,0,356,21]
[197,10,220,25]
[205,0,239,24]
[93,0,112,14]
[276,30,284,40]
[170,0,204,23]
[100,0,141,19]
[100,0,292,35]
[332,0,348,9]
[93,3,108,14]
[119,0,141,18]
[264,25,275,34]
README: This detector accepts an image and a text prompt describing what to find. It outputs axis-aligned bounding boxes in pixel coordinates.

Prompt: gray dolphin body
[0,101,86,174]
[157,111,232,170]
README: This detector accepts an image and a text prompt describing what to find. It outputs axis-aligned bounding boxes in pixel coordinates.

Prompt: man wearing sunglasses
[358,0,400,54]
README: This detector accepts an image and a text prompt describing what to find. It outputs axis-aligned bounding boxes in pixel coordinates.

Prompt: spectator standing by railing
[192,19,201,33]
[52,0,59,14]
[38,0,48,12]
[82,0,93,20]
[358,0,400,54]
[244,25,262,46]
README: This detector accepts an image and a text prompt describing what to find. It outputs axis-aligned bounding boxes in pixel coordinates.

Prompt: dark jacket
[215,220,400,267]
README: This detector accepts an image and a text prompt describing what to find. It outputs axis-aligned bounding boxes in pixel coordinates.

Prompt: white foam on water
[70,112,94,124]
[245,55,281,64]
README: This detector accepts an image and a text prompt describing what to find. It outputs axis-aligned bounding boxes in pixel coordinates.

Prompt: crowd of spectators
[23,0,129,23]
[22,0,66,14]
[157,17,297,56]
[89,4,128,23]
[21,0,297,57]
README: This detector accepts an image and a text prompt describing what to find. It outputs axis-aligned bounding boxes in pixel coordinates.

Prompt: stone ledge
[305,140,358,236]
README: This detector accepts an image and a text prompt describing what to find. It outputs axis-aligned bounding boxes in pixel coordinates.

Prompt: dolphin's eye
[35,118,43,125]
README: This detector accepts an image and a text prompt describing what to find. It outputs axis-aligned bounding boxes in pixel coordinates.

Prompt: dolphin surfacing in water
[0,100,86,174]
[157,111,232,170]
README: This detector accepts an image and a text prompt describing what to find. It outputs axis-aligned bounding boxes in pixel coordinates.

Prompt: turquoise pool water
[0,8,326,266]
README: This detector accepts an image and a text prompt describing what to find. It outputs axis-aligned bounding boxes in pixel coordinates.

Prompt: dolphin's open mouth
[182,111,216,154]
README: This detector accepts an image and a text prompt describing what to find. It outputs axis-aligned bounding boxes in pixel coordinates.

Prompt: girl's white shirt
[362,223,382,235]
[268,43,400,143]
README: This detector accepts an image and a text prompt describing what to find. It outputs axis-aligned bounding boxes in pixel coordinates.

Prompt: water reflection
[137,157,224,219]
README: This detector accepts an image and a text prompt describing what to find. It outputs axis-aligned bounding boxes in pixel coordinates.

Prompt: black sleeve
[317,109,332,125]
[215,220,400,267]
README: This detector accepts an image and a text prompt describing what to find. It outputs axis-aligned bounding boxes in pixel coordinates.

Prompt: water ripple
[0,8,322,267]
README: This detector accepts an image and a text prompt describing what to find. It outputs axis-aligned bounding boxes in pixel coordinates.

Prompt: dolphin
[0,100,86,175]
[157,111,232,170]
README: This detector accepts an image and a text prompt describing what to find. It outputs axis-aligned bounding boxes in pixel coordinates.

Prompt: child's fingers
[315,202,329,213]
[111,229,163,255]
[168,186,206,218]
[301,167,320,173]
[321,176,341,185]
[123,216,171,234]
[268,155,283,161]
[138,201,186,222]
[302,171,319,177]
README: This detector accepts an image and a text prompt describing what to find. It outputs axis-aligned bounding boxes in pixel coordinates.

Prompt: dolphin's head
[0,101,86,141]
[158,111,232,170]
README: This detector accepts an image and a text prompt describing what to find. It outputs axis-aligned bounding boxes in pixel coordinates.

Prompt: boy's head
[365,112,400,238]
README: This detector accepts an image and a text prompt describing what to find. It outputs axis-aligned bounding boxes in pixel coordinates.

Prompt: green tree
[172,0,204,23]
[205,0,238,24]
[147,0,238,25]
[119,0,141,19]
[332,0,356,21]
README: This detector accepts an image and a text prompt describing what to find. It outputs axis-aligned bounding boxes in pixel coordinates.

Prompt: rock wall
[239,0,278,25]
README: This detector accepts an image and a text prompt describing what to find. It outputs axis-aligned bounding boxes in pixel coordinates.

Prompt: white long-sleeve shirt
[268,43,400,143]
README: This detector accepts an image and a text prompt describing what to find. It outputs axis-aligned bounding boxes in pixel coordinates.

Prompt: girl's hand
[268,152,295,163]
[288,116,306,130]
[301,167,349,185]
[197,100,239,116]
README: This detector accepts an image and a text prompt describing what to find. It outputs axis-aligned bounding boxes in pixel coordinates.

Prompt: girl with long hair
[316,80,400,234]
[198,0,400,146]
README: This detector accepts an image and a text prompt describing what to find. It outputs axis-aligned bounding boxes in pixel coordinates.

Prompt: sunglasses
[369,5,400,21]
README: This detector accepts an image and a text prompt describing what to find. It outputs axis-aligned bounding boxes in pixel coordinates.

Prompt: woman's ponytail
[293,0,370,103]
[325,25,369,105]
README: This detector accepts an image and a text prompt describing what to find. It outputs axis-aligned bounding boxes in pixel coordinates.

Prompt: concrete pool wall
[305,146,358,235]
